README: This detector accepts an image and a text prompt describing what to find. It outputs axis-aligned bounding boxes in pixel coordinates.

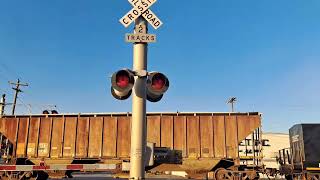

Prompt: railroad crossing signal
[120,0,163,30]
[114,1,167,179]
[110,70,169,102]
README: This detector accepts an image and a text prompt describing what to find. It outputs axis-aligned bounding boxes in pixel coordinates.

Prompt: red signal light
[151,74,166,90]
[110,70,169,102]
[147,72,169,102]
[116,72,130,88]
[111,69,135,100]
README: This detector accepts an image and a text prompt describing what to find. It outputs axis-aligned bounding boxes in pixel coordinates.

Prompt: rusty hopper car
[0,112,262,179]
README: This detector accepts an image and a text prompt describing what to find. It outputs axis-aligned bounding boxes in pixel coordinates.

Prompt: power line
[22,86,60,113]
[17,97,32,114]
[0,62,21,80]
[0,64,14,83]
[0,72,12,83]
[0,87,10,95]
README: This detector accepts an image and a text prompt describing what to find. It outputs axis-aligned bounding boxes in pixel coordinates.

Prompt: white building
[262,133,290,169]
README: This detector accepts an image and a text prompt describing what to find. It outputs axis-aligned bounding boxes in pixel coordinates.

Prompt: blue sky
[0,0,319,132]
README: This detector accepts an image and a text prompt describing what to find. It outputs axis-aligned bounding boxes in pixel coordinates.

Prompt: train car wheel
[246,171,257,180]
[215,168,234,180]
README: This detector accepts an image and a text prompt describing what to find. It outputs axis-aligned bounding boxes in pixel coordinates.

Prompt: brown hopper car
[0,112,262,179]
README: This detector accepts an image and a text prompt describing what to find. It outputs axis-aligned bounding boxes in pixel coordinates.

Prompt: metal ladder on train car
[239,128,263,167]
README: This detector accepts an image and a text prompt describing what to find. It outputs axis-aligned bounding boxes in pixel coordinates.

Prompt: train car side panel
[64,117,77,158]
[102,116,117,157]
[117,116,131,158]
[187,116,200,158]
[38,117,52,157]
[173,116,187,157]
[237,115,252,142]
[88,117,103,158]
[50,117,64,158]
[75,117,88,158]
[27,117,40,158]
[225,115,238,158]
[16,118,29,157]
[200,115,214,158]
[161,116,173,149]
[213,115,226,158]
[147,116,161,147]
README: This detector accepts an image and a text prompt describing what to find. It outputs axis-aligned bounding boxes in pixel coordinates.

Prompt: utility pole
[0,94,6,117]
[9,79,28,115]
[227,97,237,112]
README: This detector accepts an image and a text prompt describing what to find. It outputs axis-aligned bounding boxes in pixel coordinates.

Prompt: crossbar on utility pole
[130,17,148,180]
[9,79,28,115]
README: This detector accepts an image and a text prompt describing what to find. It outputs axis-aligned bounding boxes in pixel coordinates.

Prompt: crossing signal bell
[110,70,169,102]
[111,69,135,100]
[146,72,169,102]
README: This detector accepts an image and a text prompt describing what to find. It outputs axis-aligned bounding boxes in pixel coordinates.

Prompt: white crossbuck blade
[120,0,163,29]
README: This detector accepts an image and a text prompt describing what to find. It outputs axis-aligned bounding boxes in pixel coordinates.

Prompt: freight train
[0,112,264,179]
[278,124,320,180]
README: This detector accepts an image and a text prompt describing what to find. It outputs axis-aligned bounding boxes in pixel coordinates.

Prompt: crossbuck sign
[120,0,163,30]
